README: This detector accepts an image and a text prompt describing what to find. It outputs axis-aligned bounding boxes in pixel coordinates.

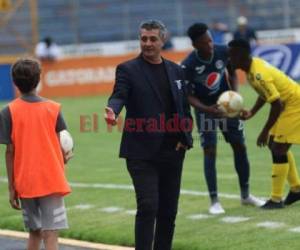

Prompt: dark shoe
[261,199,284,209]
[284,191,300,205]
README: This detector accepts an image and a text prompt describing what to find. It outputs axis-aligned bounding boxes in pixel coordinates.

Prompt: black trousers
[126,151,184,250]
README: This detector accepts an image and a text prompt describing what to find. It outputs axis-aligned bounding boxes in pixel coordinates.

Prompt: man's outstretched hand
[208,104,226,117]
[104,107,117,125]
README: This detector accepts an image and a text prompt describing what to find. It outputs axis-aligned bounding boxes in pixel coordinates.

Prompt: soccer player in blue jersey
[181,23,264,214]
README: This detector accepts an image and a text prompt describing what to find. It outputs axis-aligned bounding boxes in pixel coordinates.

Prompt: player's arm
[251,96,266,115]
[257,98,282,147]
[0,108,19,209]
[240,96,266,120]
[181,61,224,116]
[5,144,20,210]
[188,94,223,116]
[105,64,131,125]
[256,76,282,146]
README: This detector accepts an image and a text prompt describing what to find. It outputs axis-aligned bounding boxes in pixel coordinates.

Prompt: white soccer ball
[59,130,74,153]
[217,91,244,118]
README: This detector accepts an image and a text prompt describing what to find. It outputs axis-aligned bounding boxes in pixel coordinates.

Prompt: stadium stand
[1,0,300,55]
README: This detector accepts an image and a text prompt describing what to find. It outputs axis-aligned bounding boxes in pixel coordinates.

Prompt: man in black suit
[105,20,193,250]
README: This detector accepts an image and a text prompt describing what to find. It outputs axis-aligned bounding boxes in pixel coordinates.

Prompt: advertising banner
[252,43,300,81]
[39,51,191,97]
[38,43,300,97]
[0,64,14,101]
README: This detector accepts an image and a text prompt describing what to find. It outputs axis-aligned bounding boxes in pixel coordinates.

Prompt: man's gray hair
[139,19,168,40]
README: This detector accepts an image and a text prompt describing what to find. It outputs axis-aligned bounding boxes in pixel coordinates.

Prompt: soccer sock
[287,151,300,192]
[233,147,250,199]
[204,154,218,203]
[271,163,289,201]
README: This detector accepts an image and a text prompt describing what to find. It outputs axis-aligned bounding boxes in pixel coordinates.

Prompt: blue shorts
[195,111,245,148]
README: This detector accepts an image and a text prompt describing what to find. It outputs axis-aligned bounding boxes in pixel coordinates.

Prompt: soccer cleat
[241,194,265,207]
[260,199,284,209]
[209,202,225,215]
[284,190,300,206]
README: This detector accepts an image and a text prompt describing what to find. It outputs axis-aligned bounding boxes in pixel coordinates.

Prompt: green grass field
[1,85,300,250]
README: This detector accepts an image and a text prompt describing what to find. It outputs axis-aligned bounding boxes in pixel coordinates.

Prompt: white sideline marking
[0,177,263,200]
[125,210,136,215]
[71,183,242,199]
[70,182,135,190]
[71,204,95,210]
[256,221,285,229]
[288,227,300,233]
[100,207,123,213]
[221,216,250,223]
[187,214,212,220]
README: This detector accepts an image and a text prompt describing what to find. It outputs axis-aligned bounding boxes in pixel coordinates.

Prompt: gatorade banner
[39,51,190,97]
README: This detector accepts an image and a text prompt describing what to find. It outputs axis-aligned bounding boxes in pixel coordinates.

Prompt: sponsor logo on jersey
[206,72,221,90]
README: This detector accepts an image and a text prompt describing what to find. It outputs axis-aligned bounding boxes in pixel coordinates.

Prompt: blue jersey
[181,45,230,105]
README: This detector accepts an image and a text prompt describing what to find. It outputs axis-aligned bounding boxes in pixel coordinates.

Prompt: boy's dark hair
[187,23,208,42]
[11,59,41,94]
[228,39,251,54]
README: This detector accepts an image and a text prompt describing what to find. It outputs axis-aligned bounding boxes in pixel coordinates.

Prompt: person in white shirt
[35,37,61,61]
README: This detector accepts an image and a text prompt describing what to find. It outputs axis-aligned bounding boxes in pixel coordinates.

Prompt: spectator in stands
[162,31,174,50]
[210,19,229,45]
[35,37,61,61]
[233,16,257,45]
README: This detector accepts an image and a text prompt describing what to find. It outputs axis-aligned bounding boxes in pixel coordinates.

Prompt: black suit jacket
[108,55,193,159]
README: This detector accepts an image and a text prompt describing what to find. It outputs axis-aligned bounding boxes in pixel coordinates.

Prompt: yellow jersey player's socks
[271,163,289,202]
[287,151,300,192]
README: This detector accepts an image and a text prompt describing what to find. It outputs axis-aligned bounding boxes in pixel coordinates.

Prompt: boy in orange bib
[0,59,72,250]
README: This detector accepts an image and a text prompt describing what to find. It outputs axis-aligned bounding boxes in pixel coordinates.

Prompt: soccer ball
[217,91,244,118]
[59,130,74,153]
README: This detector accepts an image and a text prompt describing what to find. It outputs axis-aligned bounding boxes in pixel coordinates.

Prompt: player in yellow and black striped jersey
[228,39,300,209]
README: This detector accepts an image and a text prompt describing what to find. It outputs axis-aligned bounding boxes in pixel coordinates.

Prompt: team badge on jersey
[206,72,221,90]
[256,74,262,80]
[215,60,224,69]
